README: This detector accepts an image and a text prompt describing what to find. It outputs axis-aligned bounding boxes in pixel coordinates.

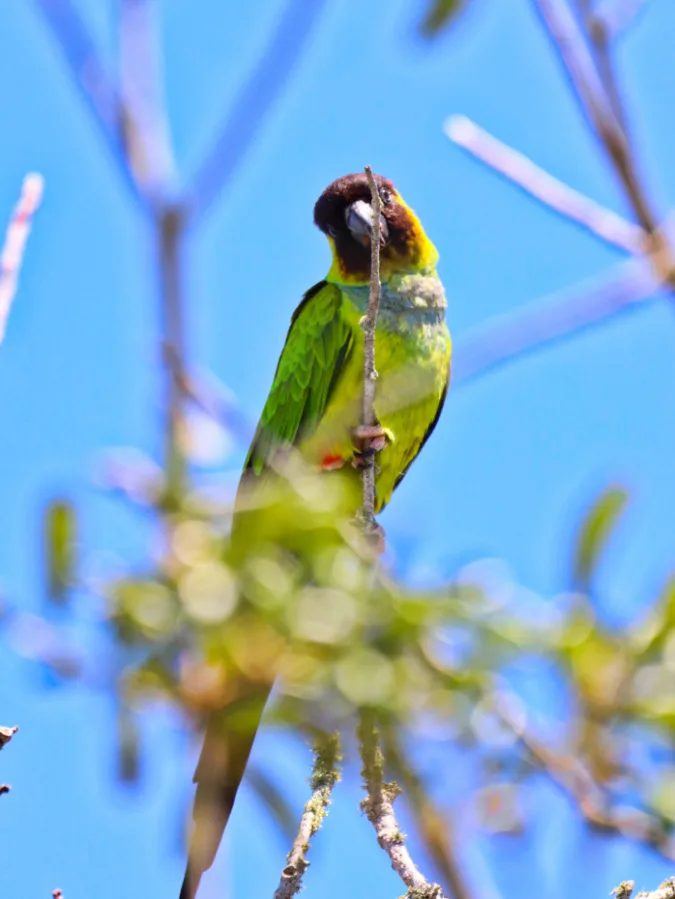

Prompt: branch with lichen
[612,879,675,899]
[273,735,342,899]
[358,716,448,899]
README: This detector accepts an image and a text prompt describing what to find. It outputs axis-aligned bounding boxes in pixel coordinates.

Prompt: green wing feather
[245,281,354,475]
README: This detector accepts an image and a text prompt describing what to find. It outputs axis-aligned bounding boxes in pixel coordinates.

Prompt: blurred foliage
[419,0,469,37]
[42,498,77,605]
[573,486,629,590]
[15,448,675,858]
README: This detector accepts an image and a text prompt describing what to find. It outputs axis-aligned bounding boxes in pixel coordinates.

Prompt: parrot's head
[314,172,439,285]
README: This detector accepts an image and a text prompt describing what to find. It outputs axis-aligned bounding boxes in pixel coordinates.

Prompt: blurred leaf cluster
[16,454,675,856]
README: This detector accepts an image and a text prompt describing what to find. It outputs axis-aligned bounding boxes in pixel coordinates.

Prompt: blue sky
[2,0,675,897]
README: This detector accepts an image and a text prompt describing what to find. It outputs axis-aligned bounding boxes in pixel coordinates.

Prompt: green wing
[245,281,355,475]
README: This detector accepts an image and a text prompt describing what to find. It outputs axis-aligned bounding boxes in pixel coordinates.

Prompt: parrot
[180,172,451,899]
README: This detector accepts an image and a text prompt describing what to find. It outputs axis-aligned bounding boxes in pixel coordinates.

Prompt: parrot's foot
[351,425,388,469]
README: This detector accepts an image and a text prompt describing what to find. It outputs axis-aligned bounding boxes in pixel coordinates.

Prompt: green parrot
[180,172,451,898]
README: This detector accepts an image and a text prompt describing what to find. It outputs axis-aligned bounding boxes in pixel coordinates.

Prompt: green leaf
[419,0,468,37]
[573,486,629,588]
[43,498,78,605]
[245,764,296,842]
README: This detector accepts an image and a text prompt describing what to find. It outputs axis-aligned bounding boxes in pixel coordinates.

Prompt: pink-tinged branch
[0,175,44,346]
[445,115,646,254]
[452,259,660,386]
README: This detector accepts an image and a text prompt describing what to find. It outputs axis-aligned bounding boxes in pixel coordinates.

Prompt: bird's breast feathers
[299,272,451,509]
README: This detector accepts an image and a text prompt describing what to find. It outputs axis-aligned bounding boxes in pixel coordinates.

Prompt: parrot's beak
[345,200,389,247]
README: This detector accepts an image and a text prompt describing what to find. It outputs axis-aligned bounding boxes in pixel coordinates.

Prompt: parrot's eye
[380,188,392,206]
[326,224,338,237]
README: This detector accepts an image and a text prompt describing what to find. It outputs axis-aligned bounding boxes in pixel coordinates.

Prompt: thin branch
[0,726,18,750]
[1,726,18,797]
[358,716,448,899]
[532,0,665,245]
[119,0,177,196]
[452,259,660,386]
[188,0,328,224]
[273,735,341,899]
[358,165,383,531]
[493,694,675,859]
[0,175,44,346]
[382,727,475,899]
[445,115,646,254]
[575,0,630,135]
[33,0,144,205]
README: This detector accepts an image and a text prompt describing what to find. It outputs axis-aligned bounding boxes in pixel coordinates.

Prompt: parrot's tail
[179,696,267,899]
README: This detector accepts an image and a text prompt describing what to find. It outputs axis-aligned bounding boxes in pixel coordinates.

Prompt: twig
[273,735,342,899]
[622,879,675,899]
[33,0,144,204]
[382,727,476,899]
[119,0,176,196]
[0,175,44,346]
[532,0,666,249]
[0,726,18,750]
[445,115,645,254]
[1,726,18,797]
[358,715,448,899]
[452,259,660,386]
[358,166,383,530]
[188,0,328,224]
[493,694,675,858]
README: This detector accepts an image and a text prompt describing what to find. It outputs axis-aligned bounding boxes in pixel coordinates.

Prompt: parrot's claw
[351,425,388,468]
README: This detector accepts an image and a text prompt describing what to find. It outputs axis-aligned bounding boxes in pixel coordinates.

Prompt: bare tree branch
[452,259,660,386]
[119,0,177,196]
[358,716,448,899]
[273,735,341,899]
[493,693,675,859]
[0,175,44,346]
[33,0,144,205]
[532,0,667,254]
[188,0,328,224]
[382,726,475,899]
[1,726,18,797]
[445,115,645,254]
